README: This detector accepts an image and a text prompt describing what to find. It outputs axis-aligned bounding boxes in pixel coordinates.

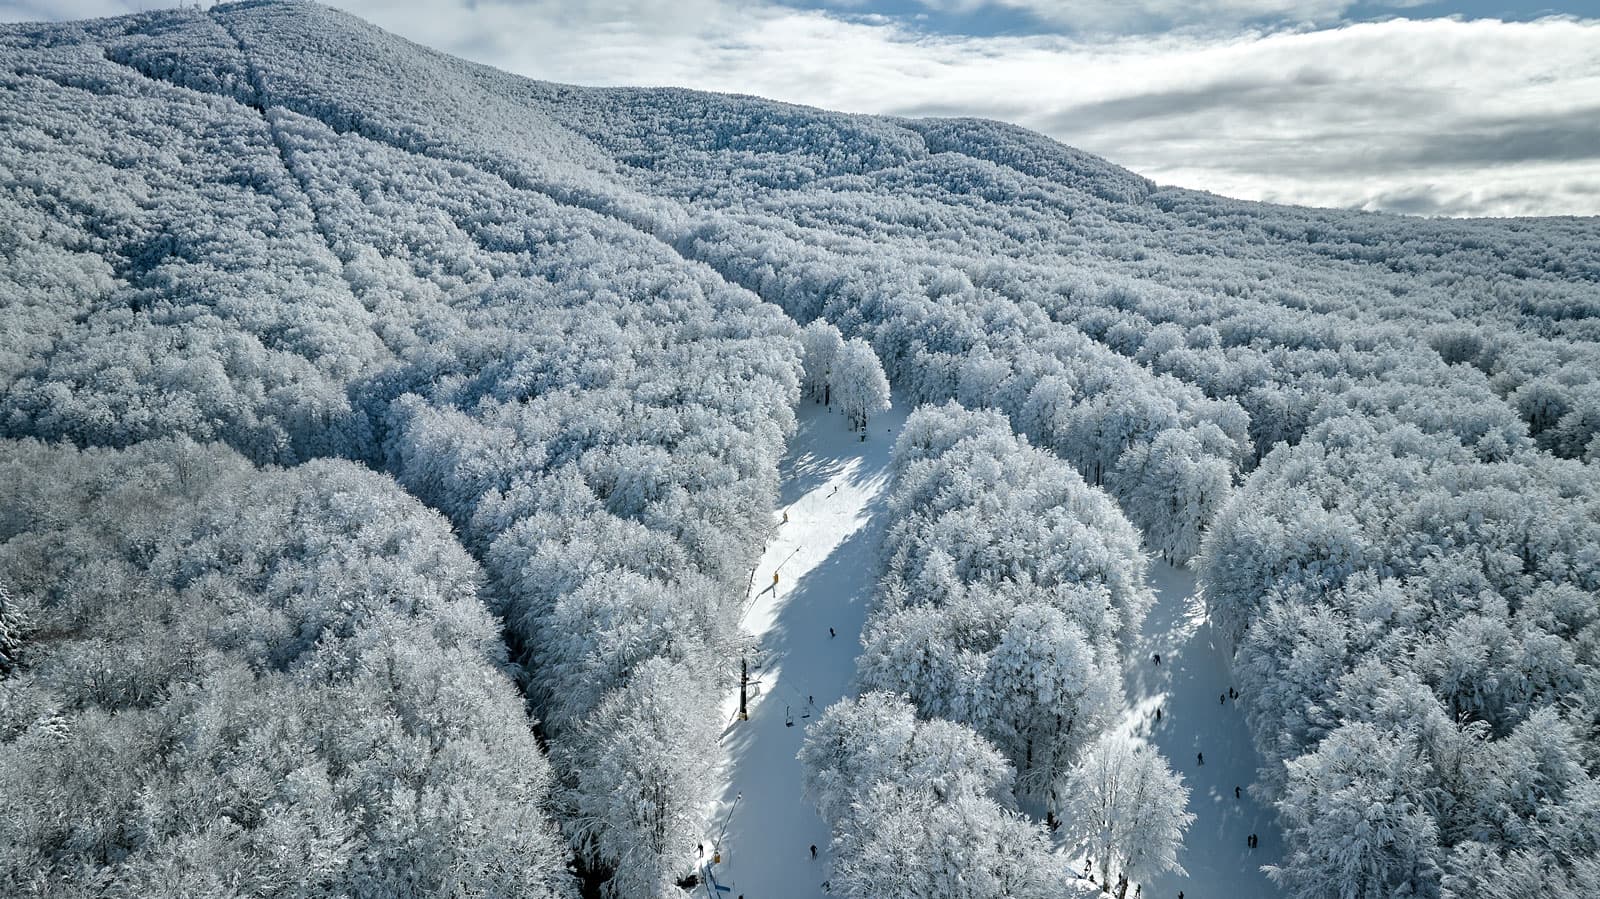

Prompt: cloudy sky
[7,1,1600,217]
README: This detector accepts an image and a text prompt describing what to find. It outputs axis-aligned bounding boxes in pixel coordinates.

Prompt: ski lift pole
[717,791,742,850]
[738,656,749,721]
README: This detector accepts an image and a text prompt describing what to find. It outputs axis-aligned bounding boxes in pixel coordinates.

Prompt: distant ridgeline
[2,1,1598,898]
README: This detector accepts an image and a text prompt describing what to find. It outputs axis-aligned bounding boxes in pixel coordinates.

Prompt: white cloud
[3,0,1597,216]
[907,0,1440,32]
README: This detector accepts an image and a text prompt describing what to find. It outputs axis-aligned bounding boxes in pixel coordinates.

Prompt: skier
[1220,693,1226,704]
[1155,708,1161,722]
[782,511,789,524]
[1235,786,1241,799]
[1197,752,1204,766]
[810,844,817,859]
[698,843,704,858]
[1229,687,1237,699]
[1153,653,1161,665]
[773,571,780,589]
[829,627,835,638]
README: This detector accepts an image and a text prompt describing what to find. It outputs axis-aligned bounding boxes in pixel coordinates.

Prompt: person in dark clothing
[1153,653,1161,664]
[810,844,818,859]
[829,627,835,638]
[1155,708,1161,722]
[1235,786,1241,799]
[1197,752,1204,765]
[1220,693,1226,704]
[1229,687,1237,699]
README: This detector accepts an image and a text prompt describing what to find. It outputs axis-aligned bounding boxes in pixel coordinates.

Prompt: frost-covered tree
[860,403,1151,807]
[0,438,575,899]
[979,604,1119,805]
[1267,723,1443,899]
[835,337,891,431]
[564,659,719,899]
[0,583,25,675]
[799,694,1092,899]
[1205,411,1600,896]
[1060,733,1194,896]
[5,4,1600,895]
[801,318,845,403]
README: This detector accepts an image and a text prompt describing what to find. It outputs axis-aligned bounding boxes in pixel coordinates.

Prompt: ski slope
[707,393,908,899]
[706,391,1282,899]
[1120,563,1284,898]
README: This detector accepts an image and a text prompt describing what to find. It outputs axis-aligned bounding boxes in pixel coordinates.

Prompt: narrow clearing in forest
[1118,563,1283,898]
[707,393,907,899]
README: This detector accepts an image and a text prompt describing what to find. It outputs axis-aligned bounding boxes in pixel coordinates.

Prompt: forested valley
[2,3,1596,898]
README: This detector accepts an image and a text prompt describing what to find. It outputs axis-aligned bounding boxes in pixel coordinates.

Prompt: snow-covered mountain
[2,2,1597,898]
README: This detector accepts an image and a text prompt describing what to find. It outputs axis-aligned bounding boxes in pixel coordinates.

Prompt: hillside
[1,3,1597,899]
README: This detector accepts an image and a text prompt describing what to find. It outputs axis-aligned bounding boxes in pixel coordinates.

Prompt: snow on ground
[1119,563,1283,898]
[706,391,1280,899]
[706,392,908,899]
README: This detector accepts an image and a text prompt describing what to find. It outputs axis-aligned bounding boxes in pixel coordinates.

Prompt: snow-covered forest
[1,2,1597,898]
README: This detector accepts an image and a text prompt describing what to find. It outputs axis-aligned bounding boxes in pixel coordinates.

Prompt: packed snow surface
[710,395,908,898]
[1122,563,1283,898]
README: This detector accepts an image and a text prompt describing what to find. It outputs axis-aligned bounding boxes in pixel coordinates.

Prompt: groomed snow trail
[1120,563,1283,898]
[707,393,908,899]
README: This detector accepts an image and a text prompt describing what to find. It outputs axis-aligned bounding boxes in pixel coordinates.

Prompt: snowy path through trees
[708,393,908,899]
[1120,563,1283,898]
